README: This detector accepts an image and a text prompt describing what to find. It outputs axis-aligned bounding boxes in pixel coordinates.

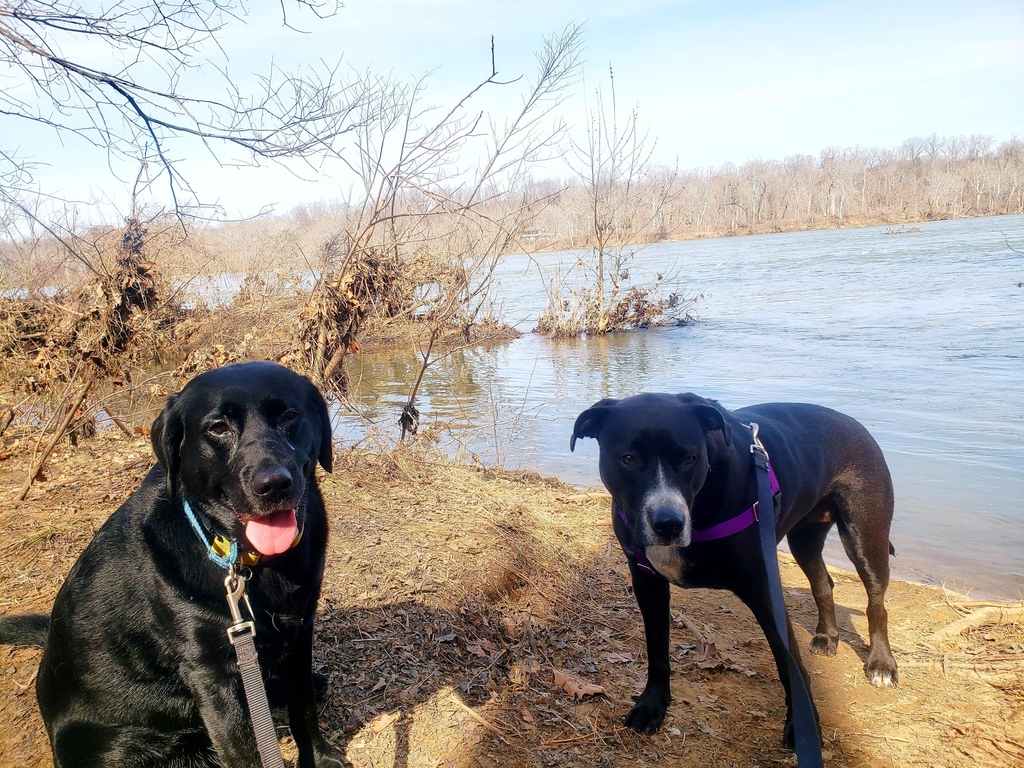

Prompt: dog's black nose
[252,466,294,497]
[651,509,685,540]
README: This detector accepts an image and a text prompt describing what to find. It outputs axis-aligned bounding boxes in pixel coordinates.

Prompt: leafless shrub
[290,25,585,410]
[537,64,690,336]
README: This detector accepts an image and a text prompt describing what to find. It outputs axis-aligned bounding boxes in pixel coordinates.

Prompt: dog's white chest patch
[645,545,686,585]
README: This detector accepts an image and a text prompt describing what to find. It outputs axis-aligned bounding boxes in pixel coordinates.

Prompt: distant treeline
[4,134,1023,295]
[512,134,1024,246]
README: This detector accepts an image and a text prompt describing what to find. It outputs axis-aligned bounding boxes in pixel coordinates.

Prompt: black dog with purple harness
[572,393,898,750]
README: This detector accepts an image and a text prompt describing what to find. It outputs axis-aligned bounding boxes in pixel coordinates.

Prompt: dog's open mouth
[243,509,298,556]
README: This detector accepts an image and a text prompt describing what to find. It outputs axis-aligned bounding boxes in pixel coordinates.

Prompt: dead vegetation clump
[0,214,524,507]
[536,277,693,338]
[283,234,520,398]
[2,435,1022,767]
[0,216,187,389]
[286,241,408,393]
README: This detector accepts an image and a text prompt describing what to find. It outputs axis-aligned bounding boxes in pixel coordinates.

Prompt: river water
[343,215,1024,599]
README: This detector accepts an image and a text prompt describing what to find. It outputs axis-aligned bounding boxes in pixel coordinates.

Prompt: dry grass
[1,435,1022,767]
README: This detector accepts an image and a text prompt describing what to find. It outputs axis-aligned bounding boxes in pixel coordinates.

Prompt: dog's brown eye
[681,455,696,466]
[281,409,299,423]
[207,422,231,436]
[621,454,636,467]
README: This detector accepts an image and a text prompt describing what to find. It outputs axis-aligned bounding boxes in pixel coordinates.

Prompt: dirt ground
[1,431,1022,767]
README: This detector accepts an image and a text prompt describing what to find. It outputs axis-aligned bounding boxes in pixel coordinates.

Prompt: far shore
[518,209,1010,257]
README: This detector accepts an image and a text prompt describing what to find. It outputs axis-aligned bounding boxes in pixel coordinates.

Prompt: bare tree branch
[1,1,377,220]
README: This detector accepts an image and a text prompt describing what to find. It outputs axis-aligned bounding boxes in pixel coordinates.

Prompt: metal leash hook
[224,565,256,641]
[748,421,768,459]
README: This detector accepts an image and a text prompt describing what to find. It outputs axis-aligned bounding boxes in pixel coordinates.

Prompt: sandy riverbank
[2,433,1021,767]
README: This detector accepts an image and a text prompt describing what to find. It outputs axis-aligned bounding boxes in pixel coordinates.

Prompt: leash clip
[747,422,770,469]
[225,566,256,643]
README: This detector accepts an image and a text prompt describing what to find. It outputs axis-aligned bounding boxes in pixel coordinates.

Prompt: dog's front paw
[808,632,838,656]
[865,651,899,688]
[313,749,350,768]
[624,688,670,733]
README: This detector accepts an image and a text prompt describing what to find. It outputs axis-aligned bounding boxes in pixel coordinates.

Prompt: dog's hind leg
[787,519,840,657]
[835,496,899,688]
[52,722,217,767]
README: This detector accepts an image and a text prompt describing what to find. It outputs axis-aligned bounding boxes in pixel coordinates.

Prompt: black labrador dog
[0,361,343,767]
[572,393,898,746]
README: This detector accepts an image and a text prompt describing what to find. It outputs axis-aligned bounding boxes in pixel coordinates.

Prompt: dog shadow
[309,597,499,768]
[0,542,891,768]
[305,551,890,768]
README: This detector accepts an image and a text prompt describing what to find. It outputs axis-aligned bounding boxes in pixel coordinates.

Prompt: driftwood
[17,377,94,501]
[559,491,612,503]
[927,604,1024,645]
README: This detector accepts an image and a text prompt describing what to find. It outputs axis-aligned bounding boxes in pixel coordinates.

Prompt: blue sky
[8,0,1024,219]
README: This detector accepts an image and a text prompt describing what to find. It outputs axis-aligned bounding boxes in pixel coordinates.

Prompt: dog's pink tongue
[244,509,298,556]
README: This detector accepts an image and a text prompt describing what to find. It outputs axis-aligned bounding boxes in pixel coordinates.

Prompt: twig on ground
[447,690,510,745]
[18,376,94,501]
[675,612,710,646]
[928,606,1024,645]
[102,406,134,437]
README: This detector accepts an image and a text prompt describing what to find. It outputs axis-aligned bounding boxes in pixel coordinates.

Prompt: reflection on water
[343,215,1024,598]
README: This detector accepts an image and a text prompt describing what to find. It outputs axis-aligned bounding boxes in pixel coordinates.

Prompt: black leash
[750,423,824,768]
[225,567,286,768]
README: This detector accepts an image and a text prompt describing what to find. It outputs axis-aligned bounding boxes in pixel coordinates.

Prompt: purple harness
[617,461,780,576]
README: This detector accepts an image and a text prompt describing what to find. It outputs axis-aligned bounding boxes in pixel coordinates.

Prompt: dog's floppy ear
[571,398,617,451]
[150,393,183,499]
[694,403,732,447]
[308,383,333,473]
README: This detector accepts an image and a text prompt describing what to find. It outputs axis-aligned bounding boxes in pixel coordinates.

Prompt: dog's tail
[0,614,50,647]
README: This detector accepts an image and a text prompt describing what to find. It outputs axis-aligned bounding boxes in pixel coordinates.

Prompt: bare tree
[287,25,584,412]
[0,0,380,222]
[538,63,683,336]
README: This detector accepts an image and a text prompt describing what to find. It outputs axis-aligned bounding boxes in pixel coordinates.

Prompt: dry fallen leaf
[371,711,401,733]
[695,638,718,660]
[605,652,633,663]
[553,669,606,700]
[520,707,534,723]
[726,661,760,677]
[695,718,719,738]
[696,658,724,670]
